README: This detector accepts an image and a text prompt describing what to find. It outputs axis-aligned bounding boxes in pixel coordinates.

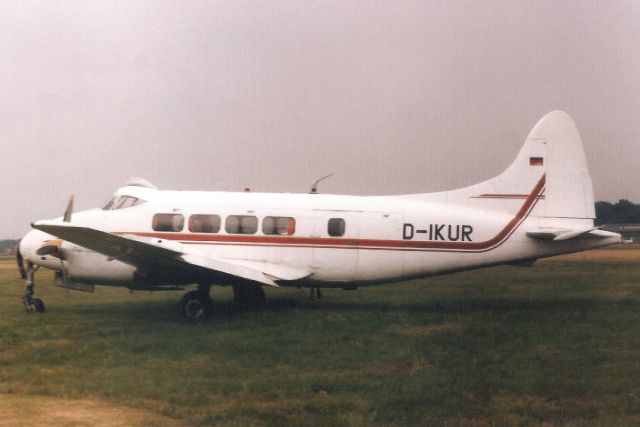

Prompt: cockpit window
[101,197,116,210]
[101,195,146,210]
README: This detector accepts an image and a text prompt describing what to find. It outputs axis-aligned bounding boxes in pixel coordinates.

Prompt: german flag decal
[529,157,544,166]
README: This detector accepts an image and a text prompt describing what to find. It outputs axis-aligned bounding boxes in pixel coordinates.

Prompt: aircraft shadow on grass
[62,293,636,323]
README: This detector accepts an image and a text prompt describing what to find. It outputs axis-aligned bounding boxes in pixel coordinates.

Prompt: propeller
[56,196,74,286]
[63,195,74,222]
[32,197,73,259]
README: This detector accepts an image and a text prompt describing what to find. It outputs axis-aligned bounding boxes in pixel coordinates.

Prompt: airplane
[16,111,621,319]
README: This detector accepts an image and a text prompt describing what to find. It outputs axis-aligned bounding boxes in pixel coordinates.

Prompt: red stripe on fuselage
[471,194,545,200]
[116,175,546,254]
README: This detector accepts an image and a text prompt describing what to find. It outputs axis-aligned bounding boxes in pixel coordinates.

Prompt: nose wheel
[23,297,45,313]
[22,262,45,313]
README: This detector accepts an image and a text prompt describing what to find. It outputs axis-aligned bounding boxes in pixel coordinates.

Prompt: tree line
[0,239,18,255]
[595,200,640,225]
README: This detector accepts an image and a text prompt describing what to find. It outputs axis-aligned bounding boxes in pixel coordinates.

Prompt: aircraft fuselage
[20,178,619,290]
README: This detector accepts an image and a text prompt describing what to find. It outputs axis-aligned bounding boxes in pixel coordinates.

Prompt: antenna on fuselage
[309,173,335,194]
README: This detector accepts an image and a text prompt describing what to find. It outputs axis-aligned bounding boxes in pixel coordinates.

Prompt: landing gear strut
[179,283,214,320]
[22,262,45,313]
[179,283,267,319]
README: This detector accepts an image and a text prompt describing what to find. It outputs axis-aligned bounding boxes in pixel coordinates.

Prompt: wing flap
[181,254,277,287]
[221,259,310,281]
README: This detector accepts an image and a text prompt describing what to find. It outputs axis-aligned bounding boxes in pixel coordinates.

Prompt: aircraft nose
[19,229,56,264]
[19,230,40,264]
[19,228,65,272]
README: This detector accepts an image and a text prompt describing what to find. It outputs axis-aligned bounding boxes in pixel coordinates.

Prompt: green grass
[1,250,640,426]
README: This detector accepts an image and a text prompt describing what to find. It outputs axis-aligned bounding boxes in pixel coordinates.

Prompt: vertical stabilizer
[490,111,595,219]
[407,111,596,223]
[528,111,595,219]
[470,111,595,220]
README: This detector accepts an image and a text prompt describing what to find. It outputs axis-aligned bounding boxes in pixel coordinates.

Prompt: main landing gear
[179,283,214,320]
[178,282,267,319]
[22,262,45,313]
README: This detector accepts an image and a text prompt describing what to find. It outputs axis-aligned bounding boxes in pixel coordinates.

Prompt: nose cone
[19,230,40,263]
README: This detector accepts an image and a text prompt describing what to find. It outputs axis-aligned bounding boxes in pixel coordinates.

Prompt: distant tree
[0,239,18,255]
[595,199,640,225]
[595,201,614,225]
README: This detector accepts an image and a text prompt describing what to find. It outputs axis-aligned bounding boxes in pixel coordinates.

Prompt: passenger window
[189,214,221,233]
[152,213,184,232]
[328,218,345,237]
[225,215,258,234]
[263,216,295,236]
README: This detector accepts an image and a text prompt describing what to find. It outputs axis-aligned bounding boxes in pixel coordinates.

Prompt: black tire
[179,290,213,320]
[31,298,45,313]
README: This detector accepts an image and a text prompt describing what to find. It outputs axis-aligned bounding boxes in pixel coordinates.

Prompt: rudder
[529,111,595,219]
[476,111,594,220]
[406,111,596,225]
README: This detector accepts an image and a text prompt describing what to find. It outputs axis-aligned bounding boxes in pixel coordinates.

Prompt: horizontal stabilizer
[527,227,618,242]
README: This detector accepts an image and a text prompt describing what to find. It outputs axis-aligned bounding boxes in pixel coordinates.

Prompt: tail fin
[491,111,595,219]
[538,111,595,219]
[412,111,596,221]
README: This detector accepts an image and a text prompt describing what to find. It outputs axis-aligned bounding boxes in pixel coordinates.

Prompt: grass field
[1,247,640,426]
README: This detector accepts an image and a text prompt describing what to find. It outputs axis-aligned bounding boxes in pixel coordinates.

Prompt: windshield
[101,195,146,210]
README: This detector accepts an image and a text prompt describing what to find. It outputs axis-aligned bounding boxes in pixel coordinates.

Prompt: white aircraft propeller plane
[17,111,621,319]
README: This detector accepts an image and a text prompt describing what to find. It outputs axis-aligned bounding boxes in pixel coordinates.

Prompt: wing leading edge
[32,222,310,287]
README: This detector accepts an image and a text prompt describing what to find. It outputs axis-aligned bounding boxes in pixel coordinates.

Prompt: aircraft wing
[31,222,310,287]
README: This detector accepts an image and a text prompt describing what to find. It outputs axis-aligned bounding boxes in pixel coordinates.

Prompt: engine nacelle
[64,248,136,286]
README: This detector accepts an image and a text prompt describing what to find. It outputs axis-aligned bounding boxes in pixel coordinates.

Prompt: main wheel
[179,291,213,320]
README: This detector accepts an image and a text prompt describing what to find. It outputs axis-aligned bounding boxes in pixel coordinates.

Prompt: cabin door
[310,212,359,282]
[355,212,404,281]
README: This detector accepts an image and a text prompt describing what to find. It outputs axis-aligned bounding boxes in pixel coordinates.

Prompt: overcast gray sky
[1,0,639,237]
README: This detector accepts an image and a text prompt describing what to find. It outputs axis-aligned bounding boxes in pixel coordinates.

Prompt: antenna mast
[309,173,335,194]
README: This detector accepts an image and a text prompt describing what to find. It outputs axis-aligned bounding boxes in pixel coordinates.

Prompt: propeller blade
[63,195,74,223]
[16,249,26,280]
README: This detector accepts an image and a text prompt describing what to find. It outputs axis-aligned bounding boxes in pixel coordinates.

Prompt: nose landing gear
[22,262,45,313]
